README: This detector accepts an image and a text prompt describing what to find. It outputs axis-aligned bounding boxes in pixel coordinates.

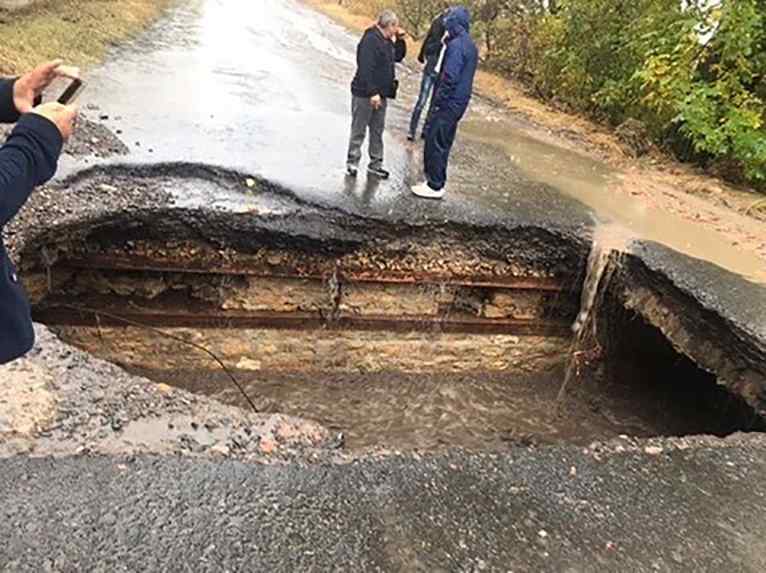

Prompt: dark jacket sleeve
[432,41,463,112]
[356,31,381,98]
[0,79,21,124]
[393,37,406,63]
[418,19,438,63]
[0,113,63,226]
[419,18,444,63]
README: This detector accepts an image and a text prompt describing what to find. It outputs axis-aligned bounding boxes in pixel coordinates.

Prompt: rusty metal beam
[59,257,566,292]
[35,306,572,337]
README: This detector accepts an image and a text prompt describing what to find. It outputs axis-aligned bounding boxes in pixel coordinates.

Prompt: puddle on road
[462,120,766,284]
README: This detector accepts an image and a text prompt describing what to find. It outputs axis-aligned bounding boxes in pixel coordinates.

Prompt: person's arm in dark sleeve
[0,79,22,124]
[418,19,438,63]
[0,113,63,226]
[393,37,407,63]
[0,78,45,125]
[356,32,380,97]
[432,43,463,110]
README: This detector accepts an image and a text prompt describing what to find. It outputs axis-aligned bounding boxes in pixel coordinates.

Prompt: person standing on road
[347,10,407,180]
[407,7,449,142]
[411,6,477,200]
[0,61,79,364]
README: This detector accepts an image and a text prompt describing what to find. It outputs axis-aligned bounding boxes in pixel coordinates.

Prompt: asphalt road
[59,0,593,234]
[54,0,764,336]
[2,442,766,572]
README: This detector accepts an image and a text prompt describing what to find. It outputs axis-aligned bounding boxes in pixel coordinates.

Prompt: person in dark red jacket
[347,10,406,180]
[411,6,477,200]
[0,61,78,365]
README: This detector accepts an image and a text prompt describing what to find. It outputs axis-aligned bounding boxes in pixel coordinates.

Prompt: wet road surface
[63,0,766,285]
[70,0,409,203]
[2,444,766,571]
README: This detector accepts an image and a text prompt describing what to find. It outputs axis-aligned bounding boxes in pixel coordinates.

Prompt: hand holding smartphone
[57,78,86,105]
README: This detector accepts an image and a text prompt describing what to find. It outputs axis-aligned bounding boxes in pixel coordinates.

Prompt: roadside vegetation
[324,0,766,191]
[0,0,174,75]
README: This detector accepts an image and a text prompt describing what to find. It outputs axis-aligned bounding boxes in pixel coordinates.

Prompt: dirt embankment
[303,0,766,230]
[0,0,174,75]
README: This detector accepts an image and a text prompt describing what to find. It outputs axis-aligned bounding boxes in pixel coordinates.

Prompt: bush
[492,0,766,186]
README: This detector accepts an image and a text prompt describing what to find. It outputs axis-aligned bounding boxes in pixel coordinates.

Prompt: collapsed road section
[7,164,766,452]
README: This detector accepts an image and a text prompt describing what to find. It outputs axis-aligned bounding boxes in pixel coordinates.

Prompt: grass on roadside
[0,0,174,75]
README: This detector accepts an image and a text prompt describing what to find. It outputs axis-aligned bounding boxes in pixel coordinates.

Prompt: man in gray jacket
[347,10,406,180]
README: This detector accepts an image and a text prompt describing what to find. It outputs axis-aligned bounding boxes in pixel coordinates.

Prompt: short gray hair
[378,9,399,28]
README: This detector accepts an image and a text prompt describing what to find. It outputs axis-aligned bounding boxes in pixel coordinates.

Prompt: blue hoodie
[431,6,478,120]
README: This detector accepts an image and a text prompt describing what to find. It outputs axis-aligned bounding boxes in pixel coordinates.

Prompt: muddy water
[462,120,766,284]
[129,366,656,451]
[571,225,632,336]
[557,225,631,405]
[53,324,745,452]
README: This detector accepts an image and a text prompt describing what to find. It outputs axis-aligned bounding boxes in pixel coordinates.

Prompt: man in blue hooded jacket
[411,5,477,200]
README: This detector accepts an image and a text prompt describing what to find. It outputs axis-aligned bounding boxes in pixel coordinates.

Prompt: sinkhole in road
[26,215,765,452]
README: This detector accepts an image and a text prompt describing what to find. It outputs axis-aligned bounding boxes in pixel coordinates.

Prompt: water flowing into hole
[557,225,632,408]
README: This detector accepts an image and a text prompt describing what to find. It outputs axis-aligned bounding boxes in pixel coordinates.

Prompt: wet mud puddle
[461,119,766,285]
[128,365,619,451]
[54,325,755,453]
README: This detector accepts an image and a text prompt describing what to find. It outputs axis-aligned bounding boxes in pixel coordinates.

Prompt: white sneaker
[411,182,445,200]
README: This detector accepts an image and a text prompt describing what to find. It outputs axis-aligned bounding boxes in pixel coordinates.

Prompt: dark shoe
[406,133,416,142]
[367,166,390,179]
[346,165,358,177]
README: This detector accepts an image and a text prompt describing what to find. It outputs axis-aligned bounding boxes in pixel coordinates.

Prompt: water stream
[461,119,766,285]
[557,225,632,406]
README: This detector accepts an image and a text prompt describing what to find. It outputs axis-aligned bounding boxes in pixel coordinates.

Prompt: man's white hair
[378,9,399,28]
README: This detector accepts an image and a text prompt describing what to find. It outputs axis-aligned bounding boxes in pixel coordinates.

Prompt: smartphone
[57,78,86,105]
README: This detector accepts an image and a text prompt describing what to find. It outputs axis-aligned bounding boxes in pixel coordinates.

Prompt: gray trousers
[347,95,387,170]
